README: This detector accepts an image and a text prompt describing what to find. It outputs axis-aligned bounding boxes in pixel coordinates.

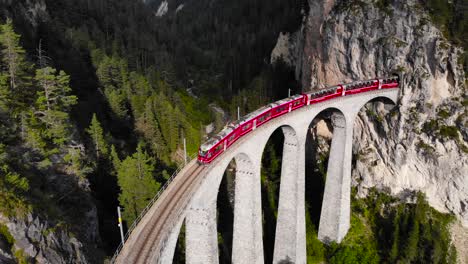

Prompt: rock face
[1,213,88,264]
[0,167,102,264]
[291,0,468,227]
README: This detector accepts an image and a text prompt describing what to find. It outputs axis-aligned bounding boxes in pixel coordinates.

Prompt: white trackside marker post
[237,106,240,120]
[183,138,187,165]
[117,206,125,245]
[288,88,291,97]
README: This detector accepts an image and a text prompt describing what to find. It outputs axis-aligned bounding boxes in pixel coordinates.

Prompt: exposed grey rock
[290,0,467,227]
[0,212,92,264]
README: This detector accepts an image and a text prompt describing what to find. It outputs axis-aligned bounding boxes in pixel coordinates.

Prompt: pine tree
[0,19,26,92]
[33,67,77,147]
[86,113,108,159]
[110,144,121,170]
[135,99,168,161]
[104,89,127,119]
[0,19,31,113]
[117,143,160,224]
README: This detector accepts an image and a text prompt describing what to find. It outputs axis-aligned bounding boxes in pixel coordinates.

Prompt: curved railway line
[115,162,205,263]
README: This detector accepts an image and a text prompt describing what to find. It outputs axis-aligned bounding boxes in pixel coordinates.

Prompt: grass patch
[462,97,468,107]
[416,140,437,157]
[439,125,459,139]
[366,109,384,123]
[422,119,439,134]
[0,223,14,247]
[437,109,451,119]
[14,249,28,264]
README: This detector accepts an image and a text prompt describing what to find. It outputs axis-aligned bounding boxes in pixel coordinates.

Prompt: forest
[0,0,465,263]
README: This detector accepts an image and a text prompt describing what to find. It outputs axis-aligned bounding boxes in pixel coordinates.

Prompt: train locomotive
[198,76,400,164]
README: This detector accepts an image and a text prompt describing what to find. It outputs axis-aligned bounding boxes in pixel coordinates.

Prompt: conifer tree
[0,19,26,92]
[117,143,160,224]
[110,144,121,170]
[105,89,127,119]
[86,113,108,159]
[0,19,31,113]
[136,99,168,161]
[34,67,77,147]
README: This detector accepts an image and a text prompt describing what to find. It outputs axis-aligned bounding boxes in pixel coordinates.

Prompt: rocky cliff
[273,0,467,249]
[0,1,103,263]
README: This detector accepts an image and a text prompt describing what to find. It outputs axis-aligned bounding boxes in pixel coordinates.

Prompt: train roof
[200,94,303,151]
[304,84,341,97]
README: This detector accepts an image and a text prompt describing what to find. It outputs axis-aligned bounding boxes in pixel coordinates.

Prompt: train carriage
[198,75,400,164]
[306,85,343,105]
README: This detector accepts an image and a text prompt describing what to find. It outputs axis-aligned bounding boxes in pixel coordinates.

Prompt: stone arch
[185,150,260,264]
[257,125,299,263]
[303,108,348,244]
[355,95,398,113]
[353,95,399,141]
[304,108,343,224]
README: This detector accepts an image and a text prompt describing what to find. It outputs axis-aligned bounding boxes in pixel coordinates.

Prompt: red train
[198,76,400,164]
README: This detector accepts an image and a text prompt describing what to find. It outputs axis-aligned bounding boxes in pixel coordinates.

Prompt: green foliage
[0,165,31,217]
[422,119,440,134]
[366,109,384,123]
[86,114,108,159]
[416,140,436,155]
[31,67,77,150]
[422,0,468,74]
[327,215,380,264]
[439,125,459,139]
[63,148,93,179]
[259,131,284,263]
[305,208,325,263]
[0,19,25,92]
[437,109,451,118]
[117,144,160,224]
[0,223,14,247]
[0,18,35,129]
[105,89,128,120]
[14,248,28,264]
[359,190,456,263]
[110,145,121,170]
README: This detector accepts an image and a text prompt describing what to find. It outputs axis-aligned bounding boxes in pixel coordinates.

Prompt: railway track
[116,163,205,263]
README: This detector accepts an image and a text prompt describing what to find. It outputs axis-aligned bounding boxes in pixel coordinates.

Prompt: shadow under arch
[258,124,298,263]
[351,94,398,189]
[354,95,398,136]
[216,152,257,263]
[217,158,236,263]
[304,107,346,243]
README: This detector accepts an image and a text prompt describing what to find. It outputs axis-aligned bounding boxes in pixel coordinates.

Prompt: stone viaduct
[114,88,399,264]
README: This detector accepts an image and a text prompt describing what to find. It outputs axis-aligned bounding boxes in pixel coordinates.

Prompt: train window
[207,152,212,158]
[215,144,223,152]
[199,150,207,157]
[229,134,236,141]
[243,123,251,130]
[294,101,301,106]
